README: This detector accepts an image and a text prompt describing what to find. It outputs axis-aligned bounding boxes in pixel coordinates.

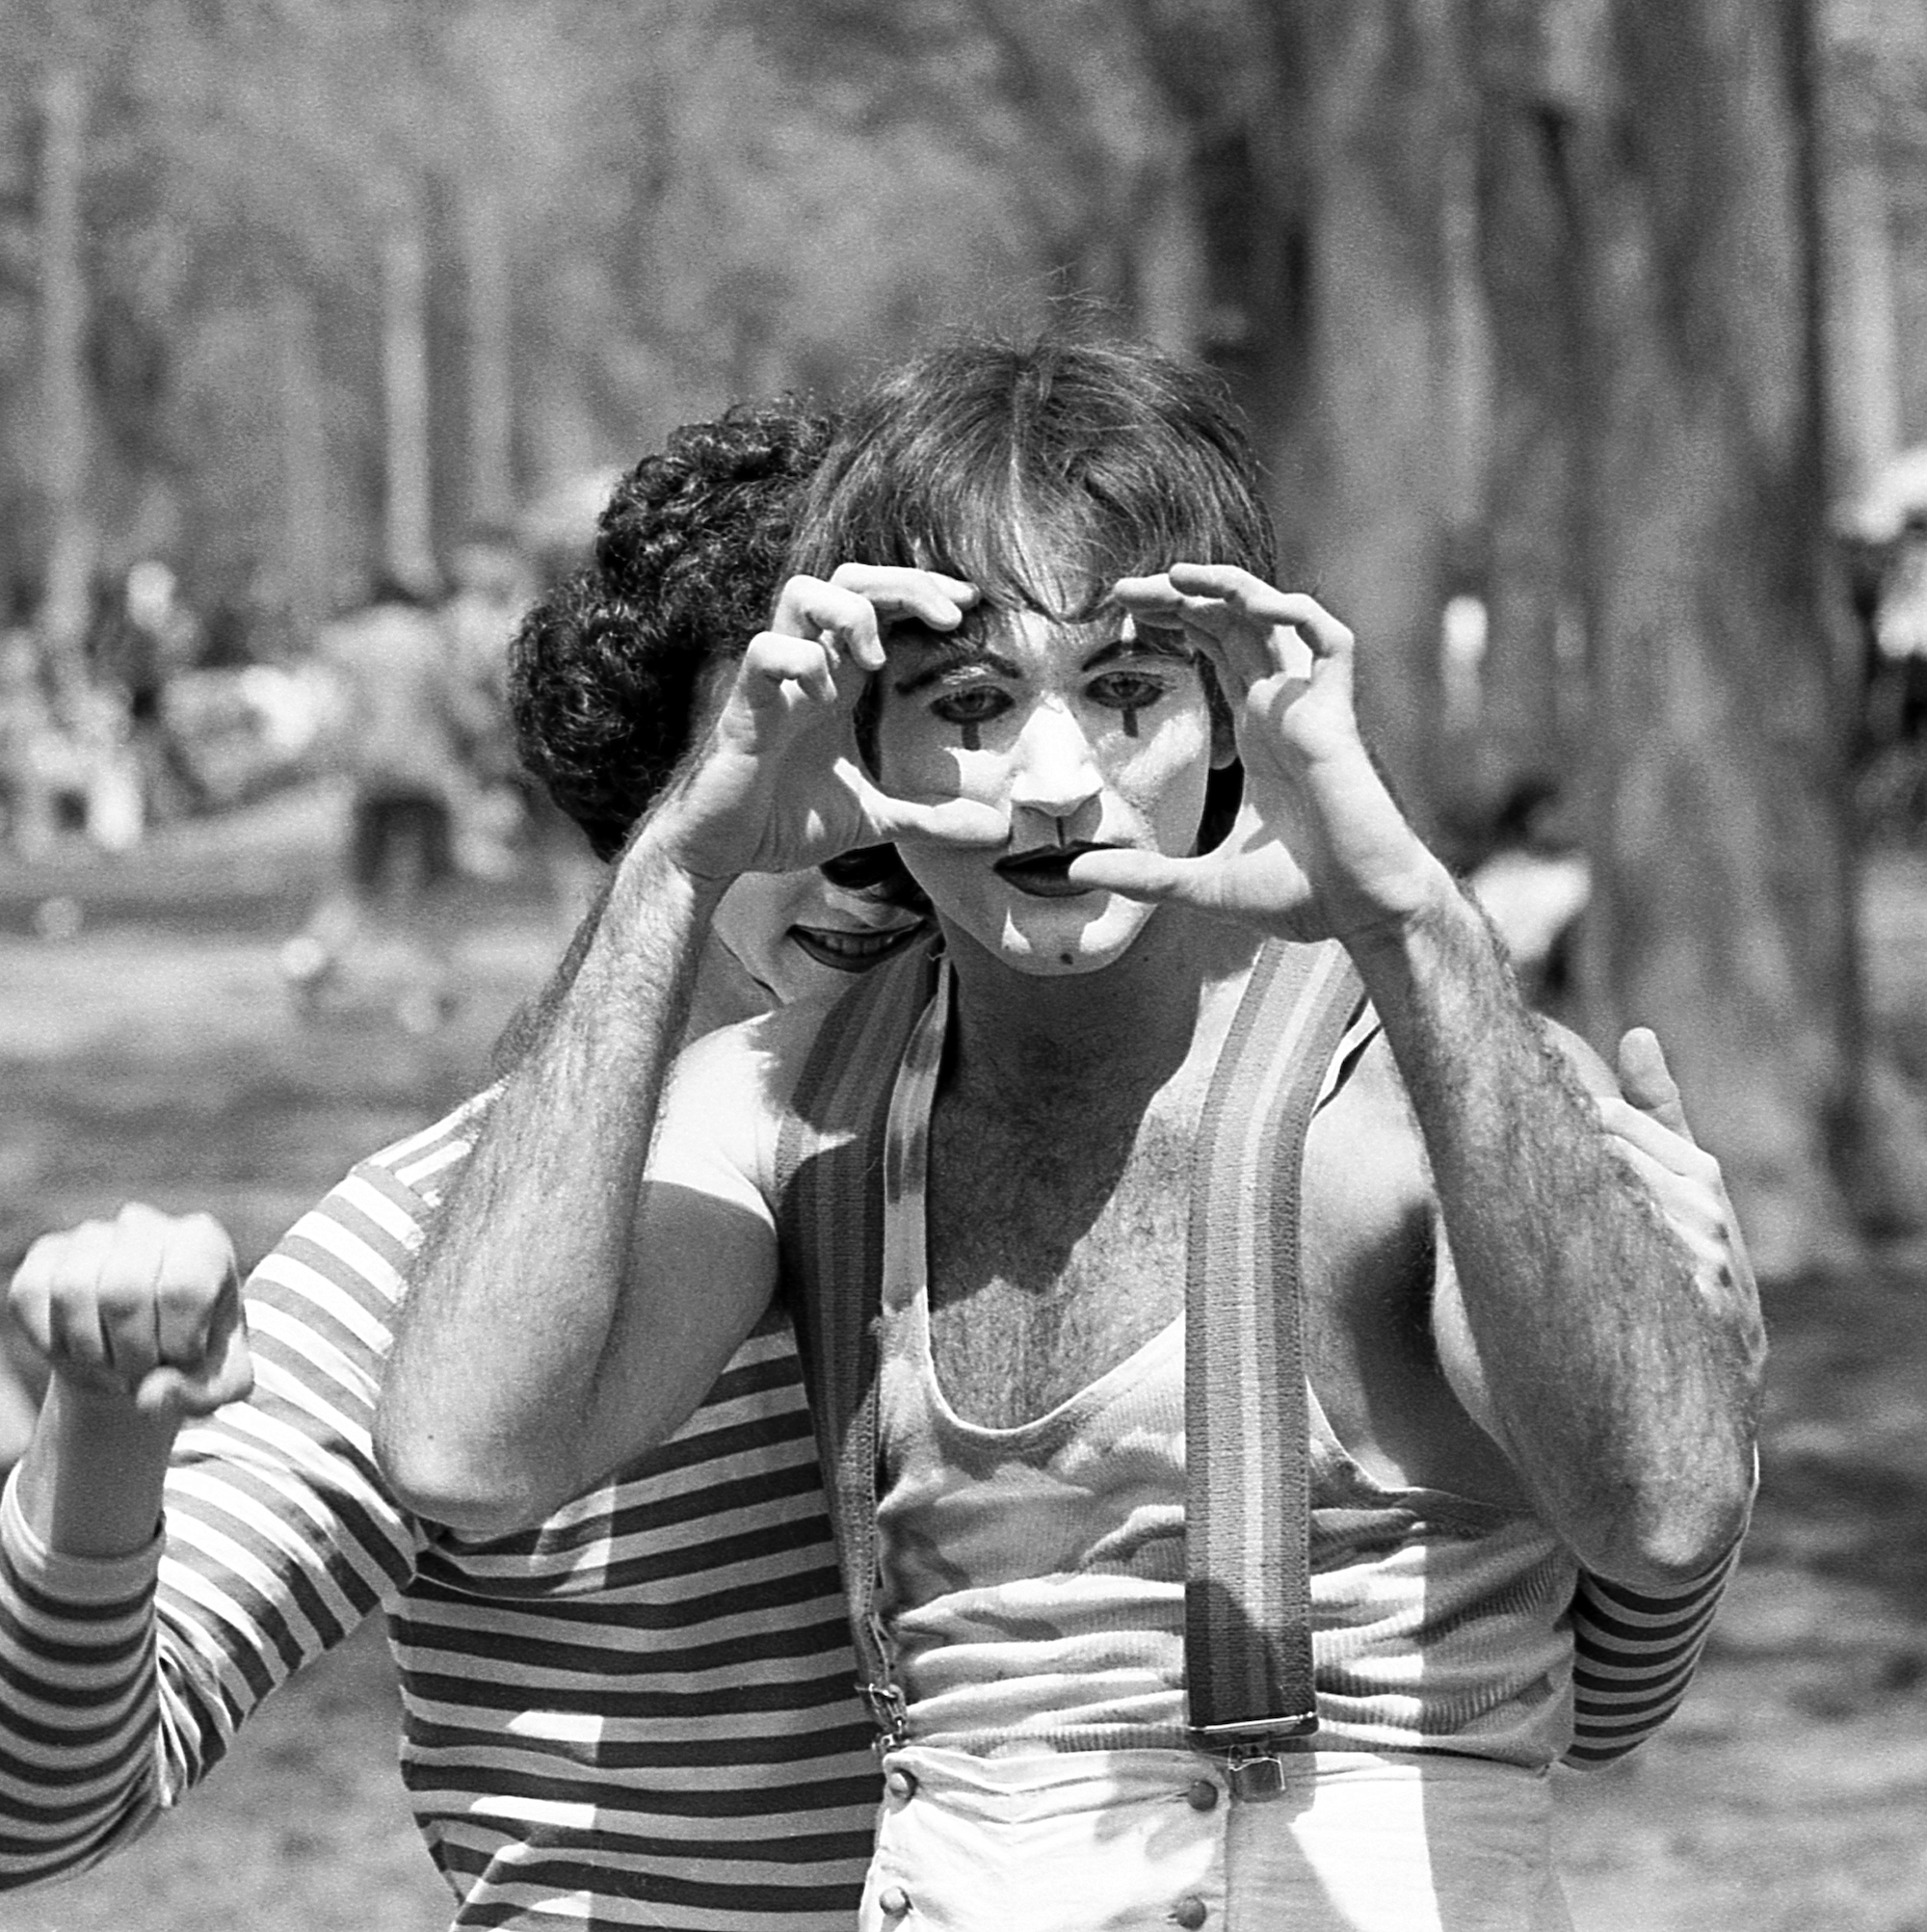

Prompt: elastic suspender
[1184,940,1363,1782]
[779,938,1363,1762]
[775,943,938,1745]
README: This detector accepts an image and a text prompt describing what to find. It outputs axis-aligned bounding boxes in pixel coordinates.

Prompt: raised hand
[9,1204,253,1420]
[658,565,1009,883]
[1599,1028,1765,1381]
[1068,566,1444,945]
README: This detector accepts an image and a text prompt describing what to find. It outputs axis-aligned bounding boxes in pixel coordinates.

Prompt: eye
[929,684,1012,727]
[1087,672,1172,714]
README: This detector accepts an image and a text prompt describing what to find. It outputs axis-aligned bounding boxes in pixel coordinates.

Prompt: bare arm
[1363,886,1757,1587]
[375,836,737,1535]
[1088,569,1762,1589]
[375,569,1006,1537]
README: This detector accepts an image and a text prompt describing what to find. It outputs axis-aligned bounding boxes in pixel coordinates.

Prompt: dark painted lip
[788,920,928,974]
[992,843,1122,900]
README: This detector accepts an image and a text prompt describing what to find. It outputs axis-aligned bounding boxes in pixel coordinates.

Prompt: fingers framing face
[1111,569,1353,700]
[770,569,978,678]
[740,631,843,709]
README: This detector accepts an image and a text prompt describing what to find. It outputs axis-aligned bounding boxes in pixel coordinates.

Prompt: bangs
[788,334,1277,621]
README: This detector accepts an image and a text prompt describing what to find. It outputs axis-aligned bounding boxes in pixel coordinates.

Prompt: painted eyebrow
[1079,629,1195,673]
[888,629,1024,695]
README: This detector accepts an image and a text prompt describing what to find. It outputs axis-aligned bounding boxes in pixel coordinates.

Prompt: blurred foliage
[2,0,1925,635]
[0,0,1113,620]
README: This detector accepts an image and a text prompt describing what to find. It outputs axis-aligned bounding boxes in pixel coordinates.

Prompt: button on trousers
[858,1745,1573,1931]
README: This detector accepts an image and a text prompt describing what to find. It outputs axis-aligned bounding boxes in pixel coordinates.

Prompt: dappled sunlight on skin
[708,864,929,1006]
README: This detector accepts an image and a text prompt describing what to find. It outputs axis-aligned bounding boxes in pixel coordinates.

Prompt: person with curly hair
[0,400,926,1929]
[519,401,839,862]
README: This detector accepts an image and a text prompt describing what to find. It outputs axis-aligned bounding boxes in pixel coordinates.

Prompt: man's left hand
[1601,1027,1766,1388]
[1068,567,1448,946]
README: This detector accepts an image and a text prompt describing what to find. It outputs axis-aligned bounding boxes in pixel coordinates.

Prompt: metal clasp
[1223,1750,1286,1802]
[1187,1711,1317,1803]
[862,1680,909,1751]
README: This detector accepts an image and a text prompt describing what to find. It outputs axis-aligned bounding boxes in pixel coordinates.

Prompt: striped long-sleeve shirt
[0,1098,880,1929]
[0,1097,1737,1928]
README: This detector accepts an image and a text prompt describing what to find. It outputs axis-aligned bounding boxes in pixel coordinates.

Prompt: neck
[939,905,1260,1102]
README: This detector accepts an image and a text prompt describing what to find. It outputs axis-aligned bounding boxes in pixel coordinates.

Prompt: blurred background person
[279,571,492,1033]
[90,558,205,835]
[439,524,536,883]
[0,627,60,860]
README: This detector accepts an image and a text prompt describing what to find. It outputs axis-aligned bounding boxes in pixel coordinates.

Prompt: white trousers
[858,1745,1573,1932]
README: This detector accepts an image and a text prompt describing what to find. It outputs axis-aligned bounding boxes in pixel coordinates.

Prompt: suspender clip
[862,1680,909,1750]
[1187,1712,1318,1802]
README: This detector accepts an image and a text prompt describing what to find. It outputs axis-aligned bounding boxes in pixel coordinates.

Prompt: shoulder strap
[777,934,1364,1755]
[773,941,940,1742]
[1185,938,1363,1752]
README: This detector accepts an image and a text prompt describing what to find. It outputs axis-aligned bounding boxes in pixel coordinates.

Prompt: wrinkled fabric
[859,1745,1572,1932]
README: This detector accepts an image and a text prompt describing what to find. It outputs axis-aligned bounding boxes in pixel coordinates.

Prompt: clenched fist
[10,1204,253,1420]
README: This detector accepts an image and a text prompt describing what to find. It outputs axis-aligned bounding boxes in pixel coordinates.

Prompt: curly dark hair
[509,399,837,860]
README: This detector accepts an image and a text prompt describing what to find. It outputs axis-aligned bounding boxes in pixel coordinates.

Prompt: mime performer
[368,332,1759,1928]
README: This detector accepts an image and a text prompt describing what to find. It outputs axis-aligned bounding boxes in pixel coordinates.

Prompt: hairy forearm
[376,834,721,1534]
[1350,871,1759,1586]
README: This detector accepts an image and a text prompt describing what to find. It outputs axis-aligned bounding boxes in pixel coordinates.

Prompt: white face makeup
[874,602,1219,976]
[709,862,928,1006]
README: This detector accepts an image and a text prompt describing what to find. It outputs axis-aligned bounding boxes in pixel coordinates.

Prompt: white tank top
[873,962,1580,1765]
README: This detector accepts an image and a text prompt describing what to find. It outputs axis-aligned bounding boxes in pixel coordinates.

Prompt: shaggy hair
[786,332,1277,620]
[789,331,1272,848]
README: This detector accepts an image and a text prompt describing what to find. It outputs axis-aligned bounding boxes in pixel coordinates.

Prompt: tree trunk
[1469,2,1586,832]
[1295,0,1458,831]
[1815,59,1901,518]
[277,286,330,648]
[37,56,93,684]
[1186,109,1312,554]
[1566,0,1863,1272]
[462,183,516,531]
[382,185,437,594]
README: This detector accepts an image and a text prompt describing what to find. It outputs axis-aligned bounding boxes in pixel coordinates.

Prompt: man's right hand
[656,565,1008,883]
[9,1204,253,1421]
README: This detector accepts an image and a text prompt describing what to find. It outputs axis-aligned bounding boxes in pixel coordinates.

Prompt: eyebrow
[1079,628,1195,673]
[887,622,1197,695]
[888,628,1024,695]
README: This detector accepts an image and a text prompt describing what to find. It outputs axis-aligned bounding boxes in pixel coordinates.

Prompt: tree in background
[1480,0,1866,1269]
[0,0,1051,628]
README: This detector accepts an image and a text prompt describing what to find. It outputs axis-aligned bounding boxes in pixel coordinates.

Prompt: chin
[988,893,1153,977]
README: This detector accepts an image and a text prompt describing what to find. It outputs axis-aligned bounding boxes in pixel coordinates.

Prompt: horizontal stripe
[402,1717,876,1774]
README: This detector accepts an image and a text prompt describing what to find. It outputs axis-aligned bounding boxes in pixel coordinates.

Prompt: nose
[1007,699,1102,829]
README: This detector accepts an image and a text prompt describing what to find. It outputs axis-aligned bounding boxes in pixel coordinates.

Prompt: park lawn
[0,806,1924,1930]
